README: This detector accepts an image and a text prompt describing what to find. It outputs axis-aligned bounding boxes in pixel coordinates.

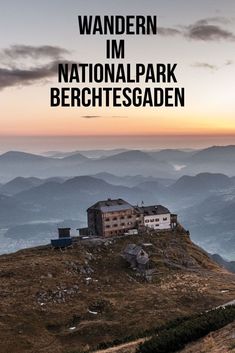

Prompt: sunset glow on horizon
[0,0,235,149]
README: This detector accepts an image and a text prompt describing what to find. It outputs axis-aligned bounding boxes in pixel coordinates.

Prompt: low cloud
[187,24,235,41]
[225,60,233,66]
[192,60,234,71]
[0,61,62,90]
[158,27,181,36]
[81,115,128,119]
[0,45,69,61]
[0,45,71,90]
[158,17,235,42]
[195,17,233,26]
[81,116,102,119]
[192,62,218,71]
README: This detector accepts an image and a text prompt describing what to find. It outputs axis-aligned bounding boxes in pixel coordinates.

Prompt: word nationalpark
[50,15,185,108]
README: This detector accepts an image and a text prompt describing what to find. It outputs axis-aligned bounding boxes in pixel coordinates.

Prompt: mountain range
[0,146,235,260]
[1,145,235,182]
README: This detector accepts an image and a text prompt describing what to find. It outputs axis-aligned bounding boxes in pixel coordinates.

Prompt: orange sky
[0,0,235,144]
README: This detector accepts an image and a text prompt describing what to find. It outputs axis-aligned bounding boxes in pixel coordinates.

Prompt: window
[113,224,118,227]
[105,218,110,221]
[121,223,125,226]
[113,217,117,221]
[163,217,168,221]
[155,218,159,222]
[128,215,132,219]
[120,216,125,220]
[150,219,154,222]
[145,220,149,223]
[106,225,110,228]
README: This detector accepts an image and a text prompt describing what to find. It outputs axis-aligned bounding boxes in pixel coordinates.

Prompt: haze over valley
[1,145,235,260]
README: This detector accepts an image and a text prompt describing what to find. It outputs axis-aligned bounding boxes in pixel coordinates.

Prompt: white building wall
[144,213,171,230]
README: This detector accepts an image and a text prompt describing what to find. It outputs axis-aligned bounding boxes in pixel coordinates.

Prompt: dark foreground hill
[178,321,235,353]
[1,228,235,353]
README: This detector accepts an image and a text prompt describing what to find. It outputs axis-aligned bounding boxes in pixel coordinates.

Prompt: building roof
[87,198,134,213]
[123,244,149,265]
[135,205,170,216]
[136,252,149,265]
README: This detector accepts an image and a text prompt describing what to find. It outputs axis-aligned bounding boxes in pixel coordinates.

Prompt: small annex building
[51,228,72,248]
[135,205,171,230]
[122,243,149,271]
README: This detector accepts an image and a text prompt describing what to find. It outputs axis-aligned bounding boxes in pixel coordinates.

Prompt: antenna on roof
[141,200,144,206]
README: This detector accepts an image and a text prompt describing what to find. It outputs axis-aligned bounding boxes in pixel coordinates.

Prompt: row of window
[105,215,133,221]
[145,217,168,223]
[106,222,133,228]
[145,218,160,223]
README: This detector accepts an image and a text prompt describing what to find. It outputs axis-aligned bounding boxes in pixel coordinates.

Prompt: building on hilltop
[79,198,178,238]
[87,198,140,237]
[135,205,171,230]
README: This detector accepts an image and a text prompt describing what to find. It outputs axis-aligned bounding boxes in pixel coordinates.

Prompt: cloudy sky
[0,0,235,151]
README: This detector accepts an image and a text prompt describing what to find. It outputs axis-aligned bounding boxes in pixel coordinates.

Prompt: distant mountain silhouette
[61,153,90,163]
[0,177,42,195]
[12,176,151,223]
[150,149,194,162]
[0,176,65,195]
[210,254,235,273]
[93,172,173,187]
[43,149,129,159]
[2,147,235,181]
[190,145,235,163]
[0,151,50,162]
[171,173,232,195]
[100,150,155,162]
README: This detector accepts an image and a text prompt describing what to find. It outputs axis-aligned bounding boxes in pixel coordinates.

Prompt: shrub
[137,306,235,353]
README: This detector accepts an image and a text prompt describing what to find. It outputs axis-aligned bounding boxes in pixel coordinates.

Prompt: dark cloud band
[187,24,235,41]
[0,45,69,60]
[0,61,59,90]
[0,45,70,90]
[158,17,235,41]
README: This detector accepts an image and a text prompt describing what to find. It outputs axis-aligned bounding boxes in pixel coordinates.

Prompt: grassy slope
[1,228,235,353]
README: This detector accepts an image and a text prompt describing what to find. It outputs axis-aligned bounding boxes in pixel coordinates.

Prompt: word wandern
[78,15,157,35]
